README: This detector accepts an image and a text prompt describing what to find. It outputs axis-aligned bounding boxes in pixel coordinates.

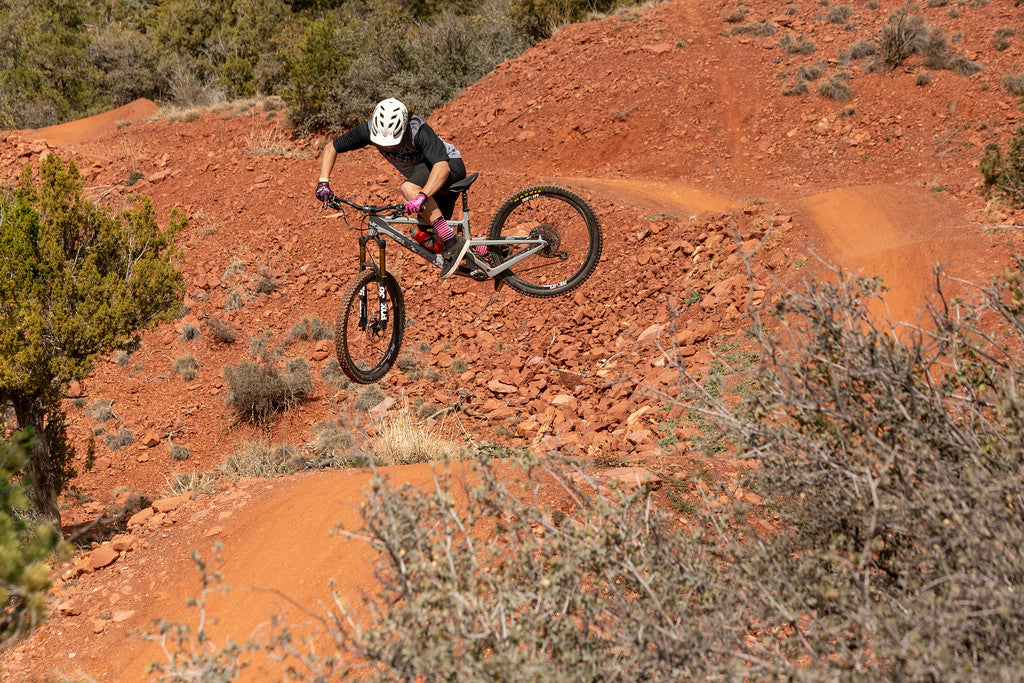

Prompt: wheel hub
[529,223,560,257]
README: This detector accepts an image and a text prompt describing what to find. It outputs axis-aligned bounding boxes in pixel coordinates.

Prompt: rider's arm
[412,123,452,198]
[420,161,450,198]
[320,123,372,180]
[318,142,338,181]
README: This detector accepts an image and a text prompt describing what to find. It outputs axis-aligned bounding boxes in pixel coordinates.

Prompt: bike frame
[336,191,550,282]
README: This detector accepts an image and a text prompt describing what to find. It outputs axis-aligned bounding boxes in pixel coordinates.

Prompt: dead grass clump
[730,21,777,37]
[164,470,217,496]
[224,359,312,425]
[223,288,245,311]
[321,359,350,389]
[825,4,853,24]
[288,316,334,341]
[219,440,303,478]
[169,444,191,461]
[104,428,135,451]
[179,323,201,342]
[779,32,815,55]
[818,72,853,100]
[1005,73,1024,96]
[370,410,464,465]
[207,317,236,344]
[89,400,115,422]
[354,384,386,412]
[173,354,201,382]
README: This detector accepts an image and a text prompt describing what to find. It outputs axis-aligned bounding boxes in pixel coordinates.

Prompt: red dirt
[2,0,1023,679]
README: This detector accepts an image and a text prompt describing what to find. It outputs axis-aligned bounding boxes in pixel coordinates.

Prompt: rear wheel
[335,268,405,384]
[487,186,602,298]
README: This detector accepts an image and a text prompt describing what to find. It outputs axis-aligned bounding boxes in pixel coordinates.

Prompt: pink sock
[432,217,454,241]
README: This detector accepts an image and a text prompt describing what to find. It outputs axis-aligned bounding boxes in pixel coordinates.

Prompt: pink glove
[315,181,334,202]
[404,193,427,215]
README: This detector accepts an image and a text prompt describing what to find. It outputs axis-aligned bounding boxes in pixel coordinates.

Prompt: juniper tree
[0,154,184,526]
[0,429,70,644]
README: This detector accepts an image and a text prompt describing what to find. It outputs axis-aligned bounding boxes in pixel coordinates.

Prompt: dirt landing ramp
[797,184,984,325]
[568,177,738,216]
[23,98,159,145]
[65,463,470,682]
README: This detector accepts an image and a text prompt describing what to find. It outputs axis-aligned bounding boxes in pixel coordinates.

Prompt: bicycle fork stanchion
[357,235,369,329]
[376,236,389,327]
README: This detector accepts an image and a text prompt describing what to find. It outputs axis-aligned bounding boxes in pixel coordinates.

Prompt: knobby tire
[487,186,602,298]
[335,269,405,384]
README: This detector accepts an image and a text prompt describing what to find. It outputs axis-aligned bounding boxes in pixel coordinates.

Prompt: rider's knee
[400,181,420,199]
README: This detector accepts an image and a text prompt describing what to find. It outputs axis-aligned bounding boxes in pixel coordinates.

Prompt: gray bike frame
[364,212,548,279]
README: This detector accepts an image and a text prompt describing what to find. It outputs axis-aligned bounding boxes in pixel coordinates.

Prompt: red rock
[601,466,662,491]
[487,379,517,394]
[127,507,153,528]
[87,545,119,570]
[152,495,188,513]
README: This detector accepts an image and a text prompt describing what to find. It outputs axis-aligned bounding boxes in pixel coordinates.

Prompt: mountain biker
[315,98,475,279]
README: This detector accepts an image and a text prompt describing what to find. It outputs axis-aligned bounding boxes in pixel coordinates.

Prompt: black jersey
[332,115,462,179]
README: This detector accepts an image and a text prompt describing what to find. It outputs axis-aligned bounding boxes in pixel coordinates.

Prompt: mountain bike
[323,172,602,383]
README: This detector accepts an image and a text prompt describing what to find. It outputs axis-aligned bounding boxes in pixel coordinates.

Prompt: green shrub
[511,0,608,41]
[0,155,183,523]
[980,125,1024,208]
[0,431,70,645]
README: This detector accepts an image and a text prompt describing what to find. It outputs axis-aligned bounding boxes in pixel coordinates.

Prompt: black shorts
[406,158,467,219]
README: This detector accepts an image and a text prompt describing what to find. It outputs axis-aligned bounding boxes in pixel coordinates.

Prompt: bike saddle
[449,172,479,193]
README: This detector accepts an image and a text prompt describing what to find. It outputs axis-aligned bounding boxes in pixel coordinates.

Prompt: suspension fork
[356,234,389,330]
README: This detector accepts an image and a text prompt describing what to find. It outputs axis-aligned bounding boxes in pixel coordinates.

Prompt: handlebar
[325,196,405,217]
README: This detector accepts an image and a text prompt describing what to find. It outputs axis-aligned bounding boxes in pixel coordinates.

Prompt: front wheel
[487,186,602,298]
[335,269,405,384]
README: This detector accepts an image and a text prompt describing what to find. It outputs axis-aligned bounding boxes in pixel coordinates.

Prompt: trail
[571,178,985,325]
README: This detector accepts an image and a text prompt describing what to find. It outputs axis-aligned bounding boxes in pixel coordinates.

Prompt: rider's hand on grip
[315,181,334,205]
[404,193,426,215]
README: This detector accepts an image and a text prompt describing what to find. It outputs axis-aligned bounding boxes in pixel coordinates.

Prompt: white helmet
[369,98,408,146]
